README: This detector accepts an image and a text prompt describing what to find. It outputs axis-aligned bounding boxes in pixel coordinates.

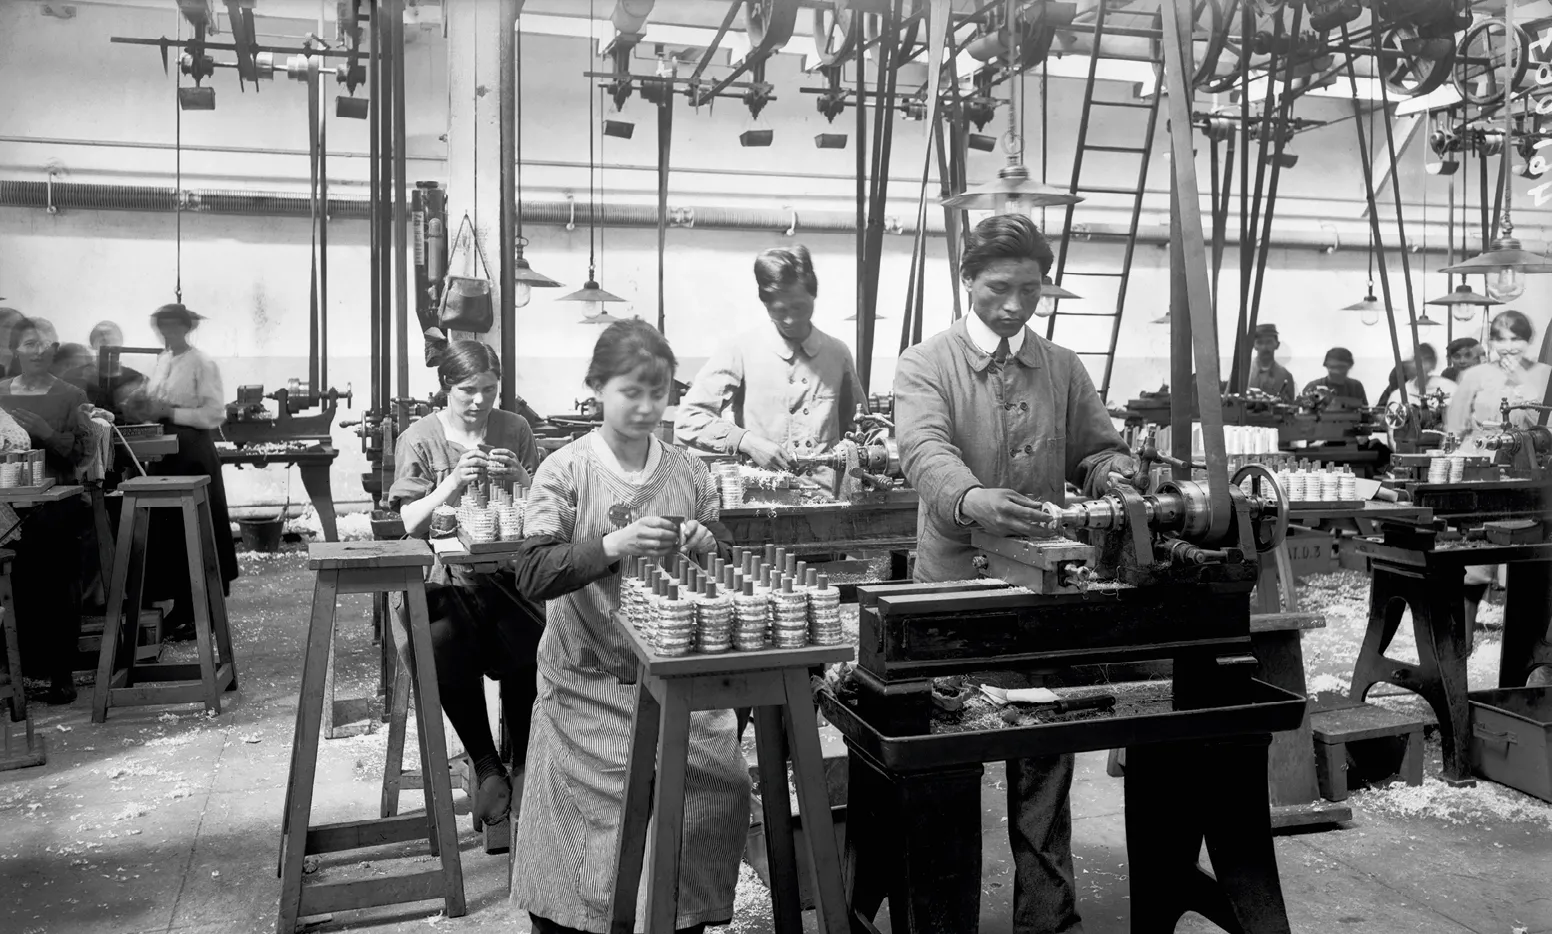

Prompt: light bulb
[1451,302,1476,322]
[1486,266,1525,301]
[1361,308,1380,327]
[1034,295,1056,318]
[513,280,532,309]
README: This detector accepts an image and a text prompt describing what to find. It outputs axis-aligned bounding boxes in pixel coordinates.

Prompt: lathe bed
[829,577,1303,934]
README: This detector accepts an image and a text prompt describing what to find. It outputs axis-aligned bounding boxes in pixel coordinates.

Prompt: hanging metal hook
[564,191,577,232]
[45,165,60,216]
[783,206,798,237]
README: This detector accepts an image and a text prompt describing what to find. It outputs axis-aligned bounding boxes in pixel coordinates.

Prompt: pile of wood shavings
[1351,775,1552,829]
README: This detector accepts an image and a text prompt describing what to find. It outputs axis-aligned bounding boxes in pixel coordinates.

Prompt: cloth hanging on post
[439,213,496,334]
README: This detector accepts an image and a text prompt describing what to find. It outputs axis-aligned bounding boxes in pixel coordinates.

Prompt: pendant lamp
[512,21,561,307]
[559,3,627,322]
[1425,283,1501,322]
[1437,0,1552,301]
[1347,202,1382,327]
[941,19,1080,213]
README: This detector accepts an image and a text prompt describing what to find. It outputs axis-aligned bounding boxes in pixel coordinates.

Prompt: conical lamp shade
[1424,283,1502,306]
[1150,312,1170,324]
[941,164,1083,210]
[1414,312,1443,327]
[556,279,627,304]
[1342,293,1382,312]
[580,310,625,325]
[1438,237,1552,274]
[1042,278,1082,300]
[513,254,562,288]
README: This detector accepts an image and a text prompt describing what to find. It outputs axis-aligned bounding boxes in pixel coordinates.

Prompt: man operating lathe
[893,213,1138,933]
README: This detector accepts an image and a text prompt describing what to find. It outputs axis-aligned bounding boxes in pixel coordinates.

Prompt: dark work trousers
[411,574,544,773]
[12,499,88,682]
[1008,753,1083,933]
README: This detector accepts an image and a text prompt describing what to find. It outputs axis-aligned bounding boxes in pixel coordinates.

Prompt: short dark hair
[960,214,1055,281]
[1324,347,1354,366]
[1416,343,1437,364]
[437,340,501,389]
[753,246,818,304]
[10,316,58,353]
[1491,309,1535,342]
[585,319,676,392]
[1446,337,1480,356]
[151,303,201,331]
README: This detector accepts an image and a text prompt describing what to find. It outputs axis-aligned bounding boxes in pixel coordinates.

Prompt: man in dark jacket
[895,213,1136,932]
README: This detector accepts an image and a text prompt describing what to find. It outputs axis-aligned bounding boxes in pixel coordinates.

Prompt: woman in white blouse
[125,304,238,638]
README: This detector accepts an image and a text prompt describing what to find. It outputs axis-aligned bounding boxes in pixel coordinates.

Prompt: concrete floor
[3,549,1550,934]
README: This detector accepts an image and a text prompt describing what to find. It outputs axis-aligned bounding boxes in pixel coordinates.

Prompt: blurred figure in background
[0,316,93,702]
[124,304,238,640]
[1245,323,1297,401]
[0,307,26,378]
[1304,347,1369,405]
[1442,338,1483,382]
[88,320,145,417]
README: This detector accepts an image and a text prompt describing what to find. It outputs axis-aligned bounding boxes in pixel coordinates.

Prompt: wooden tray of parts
[817,679,1306,771]
[455,528,525,555]
[615,612,853,678]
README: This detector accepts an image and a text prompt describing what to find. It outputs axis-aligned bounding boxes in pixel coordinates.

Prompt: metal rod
[688,0,743,83]
[500,0,518,410]
[1232,9,1283,394]
[1373,32,1422,371]
[391,0,409,400]
[368,0,381,417]
[656,87,673,333]
[1342,27,1410,409]
[1246,6,1305,358]
[111,35,359,56]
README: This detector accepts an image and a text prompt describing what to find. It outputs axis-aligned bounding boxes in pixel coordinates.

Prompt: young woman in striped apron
[510,319,749,934]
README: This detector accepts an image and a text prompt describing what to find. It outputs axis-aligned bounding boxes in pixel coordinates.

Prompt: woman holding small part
[509,319,747,934]
[390,341,544,828]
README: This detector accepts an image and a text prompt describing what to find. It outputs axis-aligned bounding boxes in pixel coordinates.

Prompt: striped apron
[511,433,749,932]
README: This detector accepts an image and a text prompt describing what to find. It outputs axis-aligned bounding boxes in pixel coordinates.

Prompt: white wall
[3,0,1551,510]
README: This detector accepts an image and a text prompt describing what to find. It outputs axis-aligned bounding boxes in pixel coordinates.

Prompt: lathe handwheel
[1233,463,1288,554]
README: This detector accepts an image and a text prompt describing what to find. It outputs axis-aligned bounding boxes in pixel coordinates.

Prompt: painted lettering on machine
[1527,31,1552,206]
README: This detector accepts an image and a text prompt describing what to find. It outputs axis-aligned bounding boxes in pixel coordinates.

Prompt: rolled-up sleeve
[1063,359,1131,498]
[675,342,748,455]
[894,346,982,532]
[512,453,617,601]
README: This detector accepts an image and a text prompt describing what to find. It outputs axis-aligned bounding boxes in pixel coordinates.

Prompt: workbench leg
[1127,740,1291,934]
[780,668,850,934]
[609,678,660,934]
[642,684,691,934]
[1250,629,1348,827]
[1499,561,1552,688]
[88,482,115,608]
[298,464,339,543]
[753,705,803,934]
[1351,566,1475,783]
[844,745,982,934]
[842,747,890,928]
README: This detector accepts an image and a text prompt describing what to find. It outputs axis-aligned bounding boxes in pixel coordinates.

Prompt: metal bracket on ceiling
[669,207,696,228]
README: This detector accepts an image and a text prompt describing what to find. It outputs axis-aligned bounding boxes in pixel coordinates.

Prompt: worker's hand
[961,487,1052,537]
[9,408,55,442]
[739,433,793,471]
[603,516,680,560]
[680,519,717,555]
[443,447,490,492]
[486,447,523,477]
[1106,455,1141,489]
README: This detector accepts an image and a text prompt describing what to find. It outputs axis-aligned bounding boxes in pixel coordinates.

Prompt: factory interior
[3,0,1552,932]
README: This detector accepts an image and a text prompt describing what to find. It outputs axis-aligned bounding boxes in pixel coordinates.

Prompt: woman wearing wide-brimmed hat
[125,303,239,637]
